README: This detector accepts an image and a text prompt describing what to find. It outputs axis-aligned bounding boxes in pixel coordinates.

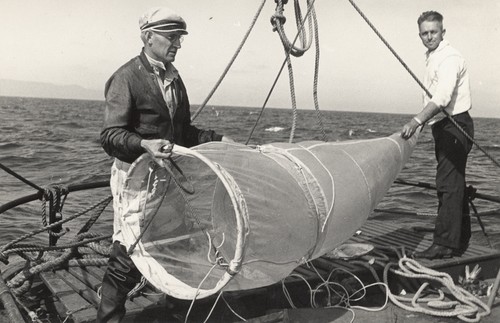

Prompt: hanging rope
[246,0,322,144]
[270,0,326,143]
[191,0,268,122]
[271,0,314,57]
[347,0,500,170]
[41,185,70,245]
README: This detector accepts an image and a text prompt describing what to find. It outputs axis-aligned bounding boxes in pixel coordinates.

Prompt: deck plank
[40,271,97,323]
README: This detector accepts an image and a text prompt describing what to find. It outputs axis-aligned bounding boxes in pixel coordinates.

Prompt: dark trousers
[96,241,142,323]
[432,112,474,250]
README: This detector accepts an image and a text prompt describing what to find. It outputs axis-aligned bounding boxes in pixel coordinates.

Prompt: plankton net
[119,132,417,299]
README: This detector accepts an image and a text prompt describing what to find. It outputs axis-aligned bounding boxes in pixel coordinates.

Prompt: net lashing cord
[126,157,247,319]
[347,0,500,170]
[279,246,491,322]
[126,159,250,322]
[191,0,267,122]
[126,159,229,270]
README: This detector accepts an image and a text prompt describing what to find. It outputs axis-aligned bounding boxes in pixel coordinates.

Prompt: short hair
[417,11,443,26]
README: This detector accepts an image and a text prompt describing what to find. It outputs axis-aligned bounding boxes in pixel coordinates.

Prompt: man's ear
[145,31,154,45]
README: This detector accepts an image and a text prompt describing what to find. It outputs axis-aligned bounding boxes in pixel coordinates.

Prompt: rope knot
[41,185,70,245]
[270,13,286,32]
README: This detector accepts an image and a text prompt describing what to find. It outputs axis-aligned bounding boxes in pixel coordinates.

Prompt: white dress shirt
[423,40,472,125]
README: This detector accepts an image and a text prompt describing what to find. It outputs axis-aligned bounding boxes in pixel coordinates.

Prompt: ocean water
[1,96,499,250]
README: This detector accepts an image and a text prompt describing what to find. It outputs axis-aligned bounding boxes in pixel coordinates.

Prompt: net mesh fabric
[121,132,417,299]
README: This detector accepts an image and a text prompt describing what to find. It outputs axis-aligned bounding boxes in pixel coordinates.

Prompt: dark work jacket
[101,50,222,163]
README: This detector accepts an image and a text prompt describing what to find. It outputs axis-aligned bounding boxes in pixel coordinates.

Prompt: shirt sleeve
[430,55,462,108]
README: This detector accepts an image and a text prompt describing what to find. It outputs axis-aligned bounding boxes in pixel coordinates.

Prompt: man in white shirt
[401,11,474,259]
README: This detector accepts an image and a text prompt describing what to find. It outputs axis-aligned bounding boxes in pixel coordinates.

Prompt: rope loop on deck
[384,257,491,322]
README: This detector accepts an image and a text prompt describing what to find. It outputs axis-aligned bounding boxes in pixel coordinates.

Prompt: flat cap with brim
[139,7,188,34]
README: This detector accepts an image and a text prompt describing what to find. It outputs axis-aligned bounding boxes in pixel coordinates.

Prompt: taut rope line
[191,0,268,122]
[347,0,500,169]
[0,162,43,192]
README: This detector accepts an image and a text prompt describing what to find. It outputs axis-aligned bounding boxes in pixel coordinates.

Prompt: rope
[62,304,94,323]
[246,0,319,145]
[77,195,113,235]
[2,234,112,257]
[384,258,491,322]
[271,0,314,57]
[284,53,299,143]
[0,162,43,192]
[276,246,492,322]
[0,195,112,259]
[126,158,227,273]
[191,0,267,121]
[127,166,168,255]
[41,186,70,245]
[310,7,327,142]
[395,178,500,204]
[347,0,500,170]
[271,0,326,143]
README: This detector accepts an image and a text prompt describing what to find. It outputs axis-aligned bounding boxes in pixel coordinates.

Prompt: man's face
[419,20,445,51]
[147,32,183,63]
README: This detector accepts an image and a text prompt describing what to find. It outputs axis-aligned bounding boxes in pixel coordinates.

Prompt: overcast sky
[1,0,498,118]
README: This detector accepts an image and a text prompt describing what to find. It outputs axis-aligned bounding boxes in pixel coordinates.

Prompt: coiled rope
[279,246,491,322]
[347,0,500,170]
[384,258,490,322]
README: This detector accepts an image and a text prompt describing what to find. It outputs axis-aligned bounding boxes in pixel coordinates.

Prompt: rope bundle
[384,257,490,322]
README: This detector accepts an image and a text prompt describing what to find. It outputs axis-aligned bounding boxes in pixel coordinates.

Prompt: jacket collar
[139,49,155,74]
[139,49,178,79]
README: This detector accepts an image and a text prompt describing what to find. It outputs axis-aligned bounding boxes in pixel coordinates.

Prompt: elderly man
[401,11,474,259]
[97,7,232,322]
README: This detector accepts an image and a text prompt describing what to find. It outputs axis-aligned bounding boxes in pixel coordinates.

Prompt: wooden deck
[38,219,500,322]
[39,265,167,322]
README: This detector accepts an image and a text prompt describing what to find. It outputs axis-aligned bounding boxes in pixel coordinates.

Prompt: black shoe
[412,244,453,260]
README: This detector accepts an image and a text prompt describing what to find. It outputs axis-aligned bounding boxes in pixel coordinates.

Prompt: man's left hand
[401,119,421,140]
